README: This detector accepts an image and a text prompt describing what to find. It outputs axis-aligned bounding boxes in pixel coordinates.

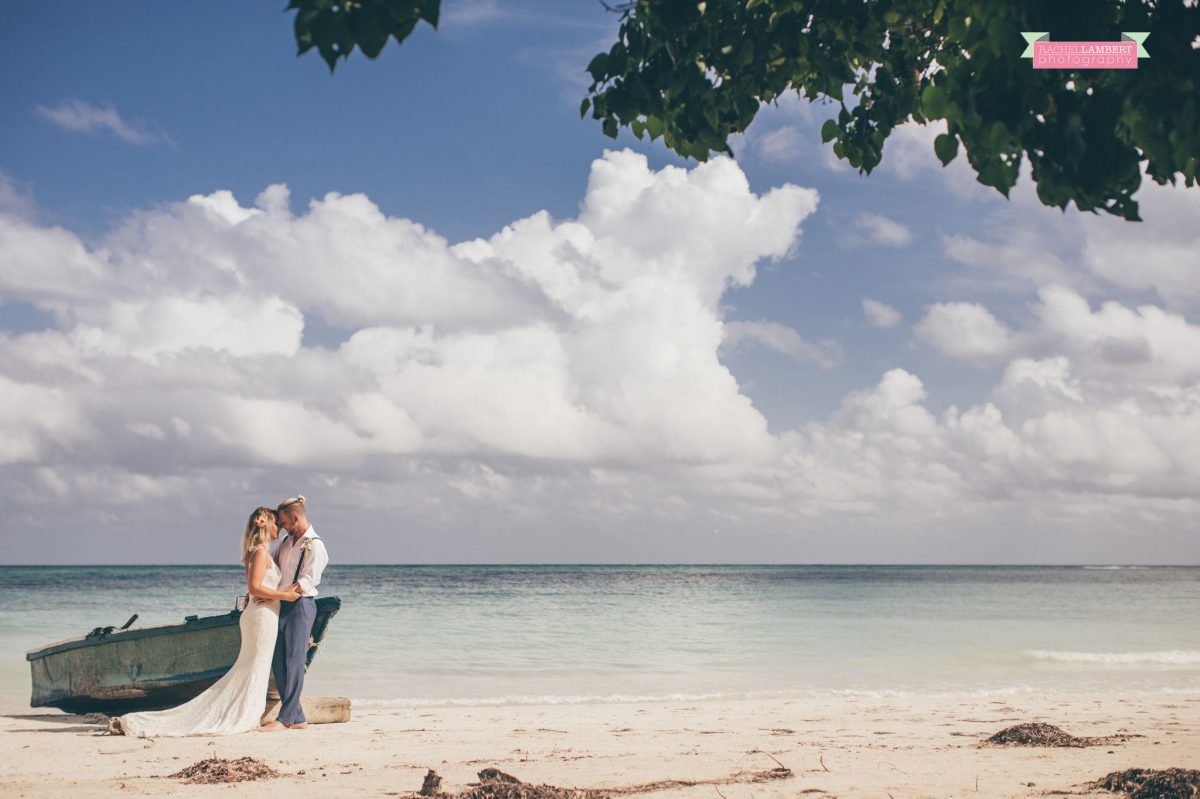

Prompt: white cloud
[876,120,943,179]
[442,0,506,26]
[874,118,1002,200]
[917,285,1200,385]
[893,285,1200,512]
[927,168,1199,309]
[941,229,1087,294]
[739,119,844,172]
[0,374,85,464]
[722,320,841,368]
[915,301,1015,361]
[845,212,913,247]
[766,362,1200,516]
[35,99,173,147]
[1079,179,1200,310]
[752,127,804,163]
[862,298,902,328]
[735,92,845,171]
[71,295,304,363]
[0,172,35,220]
[0,214,106,302]
[2,150,1199,561]
[0,151,815,479]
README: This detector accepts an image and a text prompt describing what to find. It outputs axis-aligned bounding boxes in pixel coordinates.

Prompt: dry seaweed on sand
[611,766,792,794]
[1090,768,1200,799]
[168,755,280,784]
[981,722,1132,748]
[421,770,446,796]
[417,760,793,799]
[421,768,594,799]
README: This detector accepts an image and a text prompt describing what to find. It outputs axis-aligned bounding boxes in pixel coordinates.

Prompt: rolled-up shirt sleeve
[297,538,328,596]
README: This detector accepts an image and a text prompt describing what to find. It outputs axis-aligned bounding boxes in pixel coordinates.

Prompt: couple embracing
[113,495,329,737]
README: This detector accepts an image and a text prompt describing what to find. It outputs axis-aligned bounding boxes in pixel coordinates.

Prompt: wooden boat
[26,597,341,714]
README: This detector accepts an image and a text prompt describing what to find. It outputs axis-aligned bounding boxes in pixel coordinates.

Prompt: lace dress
[115,560,281,737]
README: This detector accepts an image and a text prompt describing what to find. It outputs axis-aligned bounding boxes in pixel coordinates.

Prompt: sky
[1,1,1198,564]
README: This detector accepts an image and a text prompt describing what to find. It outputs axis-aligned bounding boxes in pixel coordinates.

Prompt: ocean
[3,565,1198,709]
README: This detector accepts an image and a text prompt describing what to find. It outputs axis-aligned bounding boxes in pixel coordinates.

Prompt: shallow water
[4,565,1199,708]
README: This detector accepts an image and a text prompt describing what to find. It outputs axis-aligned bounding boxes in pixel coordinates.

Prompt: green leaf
[736,40,755,69]
[608,43,628,75]
[347,8,390,59]
[287,0,1184,223]
[934,132,959,165]
[921,84,948,119]
[390,17,418,47]
[586,53,609,82]
[977,158,1013,195]
[418,0,440,28]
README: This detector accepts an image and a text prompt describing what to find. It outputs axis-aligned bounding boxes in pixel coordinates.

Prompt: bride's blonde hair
[241,506,276,566]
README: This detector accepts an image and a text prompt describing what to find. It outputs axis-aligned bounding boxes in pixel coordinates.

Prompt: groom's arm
[297,539,328,595]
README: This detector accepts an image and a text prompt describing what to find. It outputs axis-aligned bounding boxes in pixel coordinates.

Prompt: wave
[348,679,1200,708]
[1080,565,1149,570]
[353,691,739,708]
[825,686,1034,699]
[1027,650,1200,665]
[350,686,1046,708]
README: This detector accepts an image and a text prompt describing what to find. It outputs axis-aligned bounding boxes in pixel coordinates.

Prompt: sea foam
[1026,650,1200,665]
[352,691,737,708]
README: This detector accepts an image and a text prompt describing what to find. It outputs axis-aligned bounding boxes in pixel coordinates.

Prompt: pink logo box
[1021,32,1150,70]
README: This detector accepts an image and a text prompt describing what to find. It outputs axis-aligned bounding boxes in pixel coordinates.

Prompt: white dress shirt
[274,524,329,597]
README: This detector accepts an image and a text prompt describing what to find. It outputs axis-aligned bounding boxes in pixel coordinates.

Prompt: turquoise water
[3,565,1199,708]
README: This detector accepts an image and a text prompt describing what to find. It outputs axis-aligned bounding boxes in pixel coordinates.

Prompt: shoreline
[2,692,1197,798]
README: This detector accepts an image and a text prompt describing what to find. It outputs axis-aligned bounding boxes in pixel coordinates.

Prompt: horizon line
[2,562,1195,568]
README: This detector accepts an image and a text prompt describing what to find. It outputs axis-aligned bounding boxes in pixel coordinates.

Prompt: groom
[263,494,329,731]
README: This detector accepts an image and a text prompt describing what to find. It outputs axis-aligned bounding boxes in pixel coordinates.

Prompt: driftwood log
[260,696,351,725]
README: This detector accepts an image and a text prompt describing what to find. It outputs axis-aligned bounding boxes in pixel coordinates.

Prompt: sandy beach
[2,693,1197,798]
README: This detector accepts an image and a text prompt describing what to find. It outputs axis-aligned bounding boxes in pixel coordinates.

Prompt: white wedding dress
[116,560,281,737]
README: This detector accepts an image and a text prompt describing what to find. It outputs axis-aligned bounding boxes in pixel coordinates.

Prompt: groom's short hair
[277,495,305,516]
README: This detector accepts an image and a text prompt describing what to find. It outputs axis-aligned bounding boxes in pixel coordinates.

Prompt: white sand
[2,693,1198,798]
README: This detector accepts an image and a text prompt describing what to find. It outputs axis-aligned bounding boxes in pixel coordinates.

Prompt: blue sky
[2,1,1198,563]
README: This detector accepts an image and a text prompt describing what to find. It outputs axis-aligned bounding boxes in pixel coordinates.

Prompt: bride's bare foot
[258,721,286,732]
[288,722,309,730]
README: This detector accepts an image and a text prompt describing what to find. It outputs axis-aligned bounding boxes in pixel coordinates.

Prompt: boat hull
[27,596,341,714]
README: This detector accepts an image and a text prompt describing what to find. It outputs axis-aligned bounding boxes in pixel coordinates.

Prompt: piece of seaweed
[418,760,793,799]
[168,755,280,784]
[1090,767,1200,799]
[982,722,1130,748]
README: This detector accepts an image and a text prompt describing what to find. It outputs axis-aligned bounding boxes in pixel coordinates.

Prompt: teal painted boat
[26,597,341,714]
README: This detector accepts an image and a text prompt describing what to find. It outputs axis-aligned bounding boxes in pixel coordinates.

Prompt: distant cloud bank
[0,150,1196,562]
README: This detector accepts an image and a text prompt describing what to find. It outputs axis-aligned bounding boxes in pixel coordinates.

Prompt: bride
[113,507,302,737]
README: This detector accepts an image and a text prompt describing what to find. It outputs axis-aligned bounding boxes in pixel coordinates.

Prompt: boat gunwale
[26,596,342,661]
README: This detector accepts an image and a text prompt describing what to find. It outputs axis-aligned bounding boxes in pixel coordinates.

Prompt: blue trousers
[272,597,315,725]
